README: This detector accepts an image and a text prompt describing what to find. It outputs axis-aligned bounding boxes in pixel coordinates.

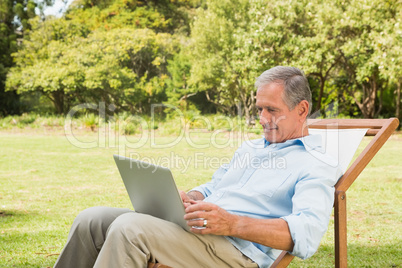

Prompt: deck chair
[149,118,399,268]
[271,118,399,268]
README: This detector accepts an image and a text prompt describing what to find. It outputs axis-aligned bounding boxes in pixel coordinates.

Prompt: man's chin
[264,133,282,143]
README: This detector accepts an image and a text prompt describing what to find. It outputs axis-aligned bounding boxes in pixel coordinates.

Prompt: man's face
[256,83,303,143]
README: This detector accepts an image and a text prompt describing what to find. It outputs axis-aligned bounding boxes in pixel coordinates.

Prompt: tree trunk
[355,76,377,119]
[249,90,256,125]
[315,75,325,115]
[368,75,377,118]
[49,90,65,114]
[310,56,339,117]
[205,91,231,114]
[397,79,401,125]
[238,88,251,125]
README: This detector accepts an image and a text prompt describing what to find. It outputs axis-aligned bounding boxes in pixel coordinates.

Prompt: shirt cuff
[281,214,324,260]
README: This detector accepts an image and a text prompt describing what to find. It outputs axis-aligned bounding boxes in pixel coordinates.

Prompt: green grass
[0,128,401,267]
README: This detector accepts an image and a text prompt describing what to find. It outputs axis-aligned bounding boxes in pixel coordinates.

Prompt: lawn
[0,127,401,267]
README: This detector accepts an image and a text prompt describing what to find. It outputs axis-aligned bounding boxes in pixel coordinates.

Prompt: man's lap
[81,207,257,267]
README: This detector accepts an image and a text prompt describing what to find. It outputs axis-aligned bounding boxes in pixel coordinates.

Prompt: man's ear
[297,100,309,120]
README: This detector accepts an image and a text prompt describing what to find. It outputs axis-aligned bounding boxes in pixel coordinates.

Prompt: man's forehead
[256,85,284,102]
[257,81,284,91]
[257,82,284,95]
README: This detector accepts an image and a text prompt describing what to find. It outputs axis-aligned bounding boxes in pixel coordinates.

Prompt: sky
[42,0,75,17]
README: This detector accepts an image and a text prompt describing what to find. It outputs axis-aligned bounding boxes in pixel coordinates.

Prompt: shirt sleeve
[191,162,229,198]
[190,141,251,197]
[281,164,343,259]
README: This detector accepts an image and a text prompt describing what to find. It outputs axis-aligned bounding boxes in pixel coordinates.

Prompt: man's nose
[259,110,271,125]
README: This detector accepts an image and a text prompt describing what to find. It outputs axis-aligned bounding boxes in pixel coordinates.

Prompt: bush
[81,113,98,131]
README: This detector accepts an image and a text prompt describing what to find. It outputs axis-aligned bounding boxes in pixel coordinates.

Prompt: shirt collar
[263,134,322,151]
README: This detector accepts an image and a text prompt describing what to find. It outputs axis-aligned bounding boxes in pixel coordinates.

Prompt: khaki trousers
[54,207,258,268]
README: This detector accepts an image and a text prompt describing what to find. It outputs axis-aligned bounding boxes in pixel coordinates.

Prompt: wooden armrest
[271,251,295,268]
[147,262,172,268]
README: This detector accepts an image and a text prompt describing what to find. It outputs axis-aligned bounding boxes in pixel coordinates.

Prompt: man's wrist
[187,190,204,201]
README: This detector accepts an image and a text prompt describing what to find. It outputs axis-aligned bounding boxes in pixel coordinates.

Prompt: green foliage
[0,0,52,116]
[188,0,401,119]
[66,0,200,34]
[4,0,203,115]
[6,19,179,114]
[2,0,401,120]
[82,113,98,130]
[190,0,271,121]
[331,0,401,118]
[165,49,194,108]
[0,113,66,129]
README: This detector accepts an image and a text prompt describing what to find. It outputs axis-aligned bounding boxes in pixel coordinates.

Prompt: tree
[0,0,52,115]
[189,0,290,123]
[189,0,401,120]
[5,0,400,119]
[373,1,402,123]
[277,0,344,116]
[6,18,178,114]
[165,50,193,108]
[6,17,90,114]
[5,0,201,114]
[65,0,201,34]
[332,0,400,118]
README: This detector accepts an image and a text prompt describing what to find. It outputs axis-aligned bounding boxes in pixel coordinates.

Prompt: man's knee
[106,213,162,242]
[107,212,148,232]
[71,206,129,238]
[72,207,107,229]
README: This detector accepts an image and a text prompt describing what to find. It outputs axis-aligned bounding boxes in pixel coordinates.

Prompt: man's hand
[179,190,205,208]
[184,200,294,251]
[179,190,196,208]
[184,201,239,236]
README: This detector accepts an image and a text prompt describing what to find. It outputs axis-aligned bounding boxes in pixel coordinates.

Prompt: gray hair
[255,66,312,115]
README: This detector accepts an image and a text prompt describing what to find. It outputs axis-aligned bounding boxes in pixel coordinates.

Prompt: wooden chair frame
[271,118,399,268]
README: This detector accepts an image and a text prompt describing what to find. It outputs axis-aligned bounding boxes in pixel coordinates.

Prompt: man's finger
[185,201,214,213]
[184,210,208,221]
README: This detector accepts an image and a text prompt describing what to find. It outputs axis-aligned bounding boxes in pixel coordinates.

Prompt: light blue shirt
[192,134,342,268]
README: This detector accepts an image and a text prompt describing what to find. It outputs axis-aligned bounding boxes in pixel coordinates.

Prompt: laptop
[113,154,190,231]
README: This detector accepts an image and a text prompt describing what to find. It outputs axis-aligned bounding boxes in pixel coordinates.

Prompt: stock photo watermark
[64,102,259,152]
[64,102,343,169]
[126,151,287,174]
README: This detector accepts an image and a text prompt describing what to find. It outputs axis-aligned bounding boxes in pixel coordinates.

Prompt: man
[54,66,342,268]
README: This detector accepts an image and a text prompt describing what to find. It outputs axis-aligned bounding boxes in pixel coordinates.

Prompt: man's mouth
[262,126,278,131]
